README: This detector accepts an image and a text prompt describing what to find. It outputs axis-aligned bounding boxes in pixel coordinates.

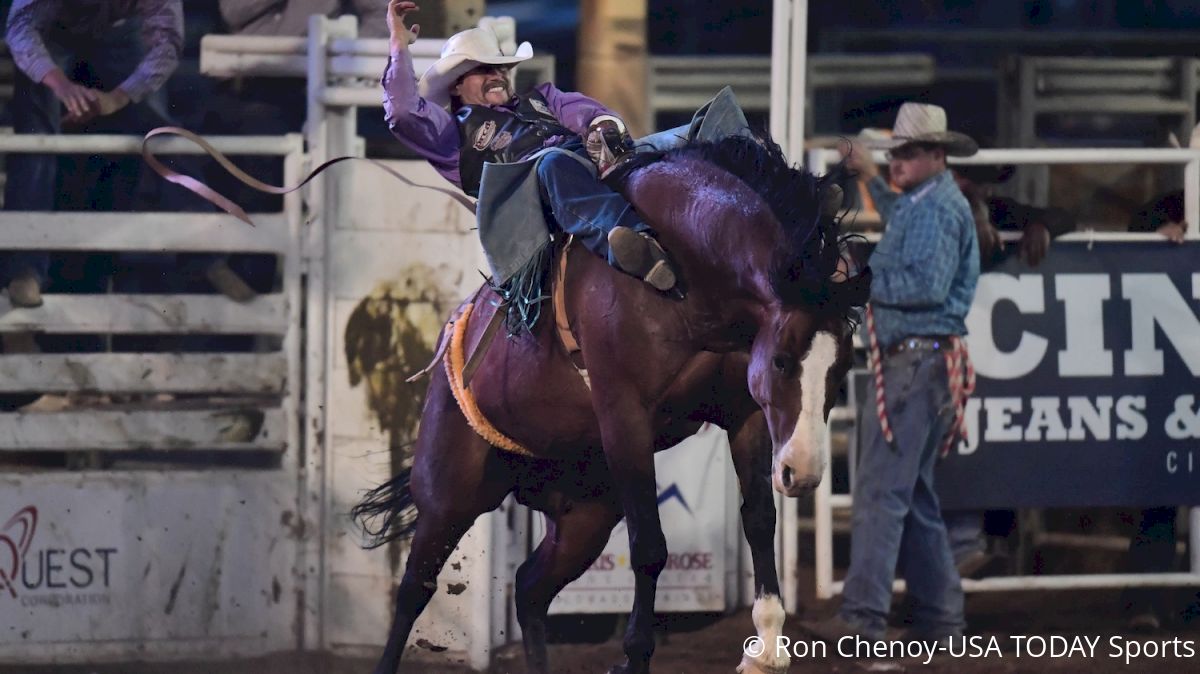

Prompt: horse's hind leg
[516,496,622,674]
[373,509,475,674]
[730,411,791,674]
[369,369,514,674]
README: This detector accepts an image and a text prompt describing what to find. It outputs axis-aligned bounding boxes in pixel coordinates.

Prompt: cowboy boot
[607,226,677,292]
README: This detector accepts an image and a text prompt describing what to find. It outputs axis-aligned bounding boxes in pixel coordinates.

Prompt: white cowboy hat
[860,102,978,157]
[417,19,533,109]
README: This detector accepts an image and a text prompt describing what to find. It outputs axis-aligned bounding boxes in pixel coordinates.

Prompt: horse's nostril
[781,466,794,488]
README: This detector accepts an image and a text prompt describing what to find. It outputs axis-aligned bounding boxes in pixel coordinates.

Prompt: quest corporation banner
[934,241,1200,509]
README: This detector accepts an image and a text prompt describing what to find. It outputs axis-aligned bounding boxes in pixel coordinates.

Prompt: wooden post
[415,0,486,37]
[578,0,650,137]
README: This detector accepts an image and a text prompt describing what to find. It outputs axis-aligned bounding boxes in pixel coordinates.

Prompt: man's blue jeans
[535,141,648,263]
[841,347,965,639]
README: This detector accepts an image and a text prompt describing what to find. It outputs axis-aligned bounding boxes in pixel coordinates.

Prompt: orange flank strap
[443,303,532,456]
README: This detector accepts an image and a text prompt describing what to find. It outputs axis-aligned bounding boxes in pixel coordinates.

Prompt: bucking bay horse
[353,132,871,674]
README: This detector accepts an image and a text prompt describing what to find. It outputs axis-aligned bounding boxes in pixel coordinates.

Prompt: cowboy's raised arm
[382,45,462,187]
[865,175,900,222]
[537,83,620,137]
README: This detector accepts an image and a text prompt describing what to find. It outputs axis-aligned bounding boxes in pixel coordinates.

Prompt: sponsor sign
[0,505,117,610]
[936,242,1200,508]
[0,474,295,654]
[547,425,730,613]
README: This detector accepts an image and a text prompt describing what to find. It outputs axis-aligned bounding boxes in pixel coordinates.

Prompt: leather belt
[885,335,954,357]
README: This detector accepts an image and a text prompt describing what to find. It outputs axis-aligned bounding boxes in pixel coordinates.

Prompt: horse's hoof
[606,663,647,674]
[737,655,789,674]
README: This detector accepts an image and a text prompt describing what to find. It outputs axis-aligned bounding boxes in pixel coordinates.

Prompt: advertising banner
[936,242,1200,508]
[547,425,732,613]
[0,473,297,659]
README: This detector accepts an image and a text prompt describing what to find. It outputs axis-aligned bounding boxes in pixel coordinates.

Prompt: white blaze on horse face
[774,331,837,494]
[742,594,789,672]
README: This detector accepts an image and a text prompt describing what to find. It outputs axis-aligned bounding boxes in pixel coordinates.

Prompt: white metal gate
[0,132,307,660]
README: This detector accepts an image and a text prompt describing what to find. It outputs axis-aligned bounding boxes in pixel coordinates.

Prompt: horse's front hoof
[606,661,648,674]
[736,654,789,674]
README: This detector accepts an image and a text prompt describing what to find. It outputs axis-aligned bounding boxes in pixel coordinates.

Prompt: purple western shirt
[382,48,616,190]
[5,0,183,104]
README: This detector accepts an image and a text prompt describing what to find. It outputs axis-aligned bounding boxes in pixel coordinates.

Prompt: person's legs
[2,65,60,299]
[0,41,74,395]
[903,453,966,637]
[838,350,942,638]
[183,80,295,302]
[86,20,174,211]
[944,509,987,568]
[87,23,259,304]
[891,354,964,638]
[536,147,676,291]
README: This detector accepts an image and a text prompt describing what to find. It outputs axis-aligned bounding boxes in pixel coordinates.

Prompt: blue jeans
[535,141,649,263]
[2,20,170,286]
[841,348,965,639]
[945,510,986,565]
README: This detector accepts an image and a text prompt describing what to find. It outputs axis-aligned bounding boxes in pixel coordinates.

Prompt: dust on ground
[7,586,1197,674]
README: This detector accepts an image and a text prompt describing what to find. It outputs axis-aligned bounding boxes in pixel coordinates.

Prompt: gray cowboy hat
[860,102,978,157]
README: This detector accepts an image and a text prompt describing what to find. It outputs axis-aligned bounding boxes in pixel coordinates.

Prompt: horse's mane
[612,131,870,323]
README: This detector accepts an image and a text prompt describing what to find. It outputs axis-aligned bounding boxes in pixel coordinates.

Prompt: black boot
[607,226,677,292]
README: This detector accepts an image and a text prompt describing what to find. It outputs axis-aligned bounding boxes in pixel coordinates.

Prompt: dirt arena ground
[7,584,1197,674]
[7,505,1191,674]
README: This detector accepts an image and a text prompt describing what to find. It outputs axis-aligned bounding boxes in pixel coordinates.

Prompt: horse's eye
[772,354,796,377]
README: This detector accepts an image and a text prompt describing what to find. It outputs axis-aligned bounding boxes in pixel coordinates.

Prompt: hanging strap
[141,126,476,225]
[939,335,976,457]
[552,237,590,388]
[864,304,895,448]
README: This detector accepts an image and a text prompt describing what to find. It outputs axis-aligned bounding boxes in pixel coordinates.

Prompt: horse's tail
[351,464,419,548]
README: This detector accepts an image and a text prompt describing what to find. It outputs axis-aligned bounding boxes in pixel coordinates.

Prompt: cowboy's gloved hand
[586,116,632,177]
[585,120,616,157]
[388,0,420,50]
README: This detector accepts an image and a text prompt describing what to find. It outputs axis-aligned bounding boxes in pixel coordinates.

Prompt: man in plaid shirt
[804,102,980,646]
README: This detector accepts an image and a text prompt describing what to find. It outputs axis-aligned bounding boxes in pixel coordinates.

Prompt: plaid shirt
[5,0,183,103]
[866,170,979,349]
